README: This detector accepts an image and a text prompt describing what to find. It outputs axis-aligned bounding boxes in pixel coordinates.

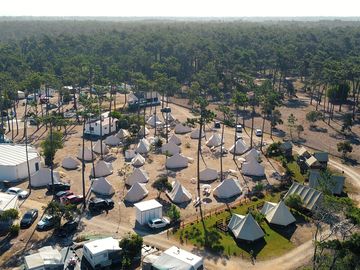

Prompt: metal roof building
[0,144,41,182]
[284,182,323,211]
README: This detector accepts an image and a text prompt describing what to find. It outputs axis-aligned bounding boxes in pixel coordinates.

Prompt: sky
[1,0,360,17]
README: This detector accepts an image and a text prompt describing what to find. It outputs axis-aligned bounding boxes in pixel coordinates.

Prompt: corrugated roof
[309,170,345,195]
[284,182,323,211]
[313,152,329,162]
[0,144,39,166]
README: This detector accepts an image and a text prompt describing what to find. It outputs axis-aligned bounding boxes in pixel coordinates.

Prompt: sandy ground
[1,86,359,269]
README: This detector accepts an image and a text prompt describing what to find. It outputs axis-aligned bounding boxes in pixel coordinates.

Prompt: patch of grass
[174,193,294,260]
[287,161,306,183]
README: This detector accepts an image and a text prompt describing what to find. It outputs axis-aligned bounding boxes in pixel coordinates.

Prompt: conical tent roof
[161,141,181,156]
[163,112,176,122]
[117,129,130,139]
[174,123,191,134]
[261,201,296,226]
[136,138,150,154]
[147,115,163,127]
[93,140,110,155]
[199,168,218,181]
[244,148,260,162]
[105,135,121,146]
[125,168,149,186]
[31,168,60,187]
[169,134,181,145]
[206,133,222,147]
[62,156,80,170]
[228,213,265,241]
[91,177,115,195]
[77,146,96,161]
[131,153,145,167]
[138,126,150,137]
[242,159,265,177]
[190,129,205,139]
[124,182,149,202]
[213,178,242,199]
[167,181,192,204]
[165,154,189,169]
[230,139,248,155]
[91,160,113,177]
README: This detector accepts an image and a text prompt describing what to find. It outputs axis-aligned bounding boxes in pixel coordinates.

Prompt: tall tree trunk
[233,107,239,161]
[260,115,266,153]
[81,119,86,208]
[13,103,18,137]
[220,119,225,181]
[23,99,28,138]
[250,106,255,148]
[25,114,32,194]
[109,91,113,134]
[143,107,146,139]
[197,119,203,200]
[50,120,55,196]
[99,99,103,160]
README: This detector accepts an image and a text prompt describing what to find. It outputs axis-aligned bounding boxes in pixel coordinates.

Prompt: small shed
[298,147,311,159]
[24,246,63,270]
[134,199,162,225]
[313,152,329,169]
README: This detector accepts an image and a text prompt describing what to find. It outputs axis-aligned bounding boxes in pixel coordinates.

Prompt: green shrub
[167,204,181,223]
[9,224,20,236]
[0,209,19,221]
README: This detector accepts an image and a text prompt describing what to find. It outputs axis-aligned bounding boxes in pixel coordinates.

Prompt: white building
[0,144,41,182]
[83,237,122,269]
[134,199,163,225]
[24,246,63,270]
[152,246,204,270]
[84,115,118,137]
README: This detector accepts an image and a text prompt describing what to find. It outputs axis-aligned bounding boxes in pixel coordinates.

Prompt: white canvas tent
[125,150,136,160]
[161,141,181,156]
[31,168,60,187]
[229,139,248,155]
[147,115,163,127]
[190,129,205,139]
[242,159,265,177]
[93,141,110,155]
[228,213,265,241]
[244,148,260,162]
[136,138,150,154]
[174,123,191,134]
[167,181,192,204]
[116,129,130,140]
[105,135,121,146]
[138,126,150,137]
[77,146,96,161]
[261,201,296,226]
[199,168,218,181]
[163,112,176,122]
[126,168,149,186]
[91,177,115,195]
[206,133,222,147]
[91,160,113,177]
[124,182,148,203]
[169,134,181,145]
[62,156,80,170]
[165,154,189,169]
[131,153,145,167]
[213,178,242,199]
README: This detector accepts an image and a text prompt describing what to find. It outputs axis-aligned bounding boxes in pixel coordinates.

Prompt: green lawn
[173,193,294,260]
[287,160,306,183]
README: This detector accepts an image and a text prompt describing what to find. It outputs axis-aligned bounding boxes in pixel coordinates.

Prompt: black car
[47,182,71,193]
[20,209,38,228]
[160,107,171,113]
[88,198,114,212]
[214,121,221,129]
[55,220,79,237]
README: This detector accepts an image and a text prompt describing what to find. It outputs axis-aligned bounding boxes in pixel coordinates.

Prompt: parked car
[148,217,170,229]
[61,195,84,205]
[28,118,39,126]
[6,187,29,199]
[214,121,221,129]
[55,190,73,200]
[47,182,71,193]
[255,129,263,137]
[37,215,56,230]
[160,107,171,113]
[63,112,76,118]
[20,209,38,228]
[88,198,114,212]
[236,124,243,133]
[55,220,79,236]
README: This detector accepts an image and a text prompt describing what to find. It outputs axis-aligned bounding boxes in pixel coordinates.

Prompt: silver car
[148,217,170,229]
[6,187,29,199]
